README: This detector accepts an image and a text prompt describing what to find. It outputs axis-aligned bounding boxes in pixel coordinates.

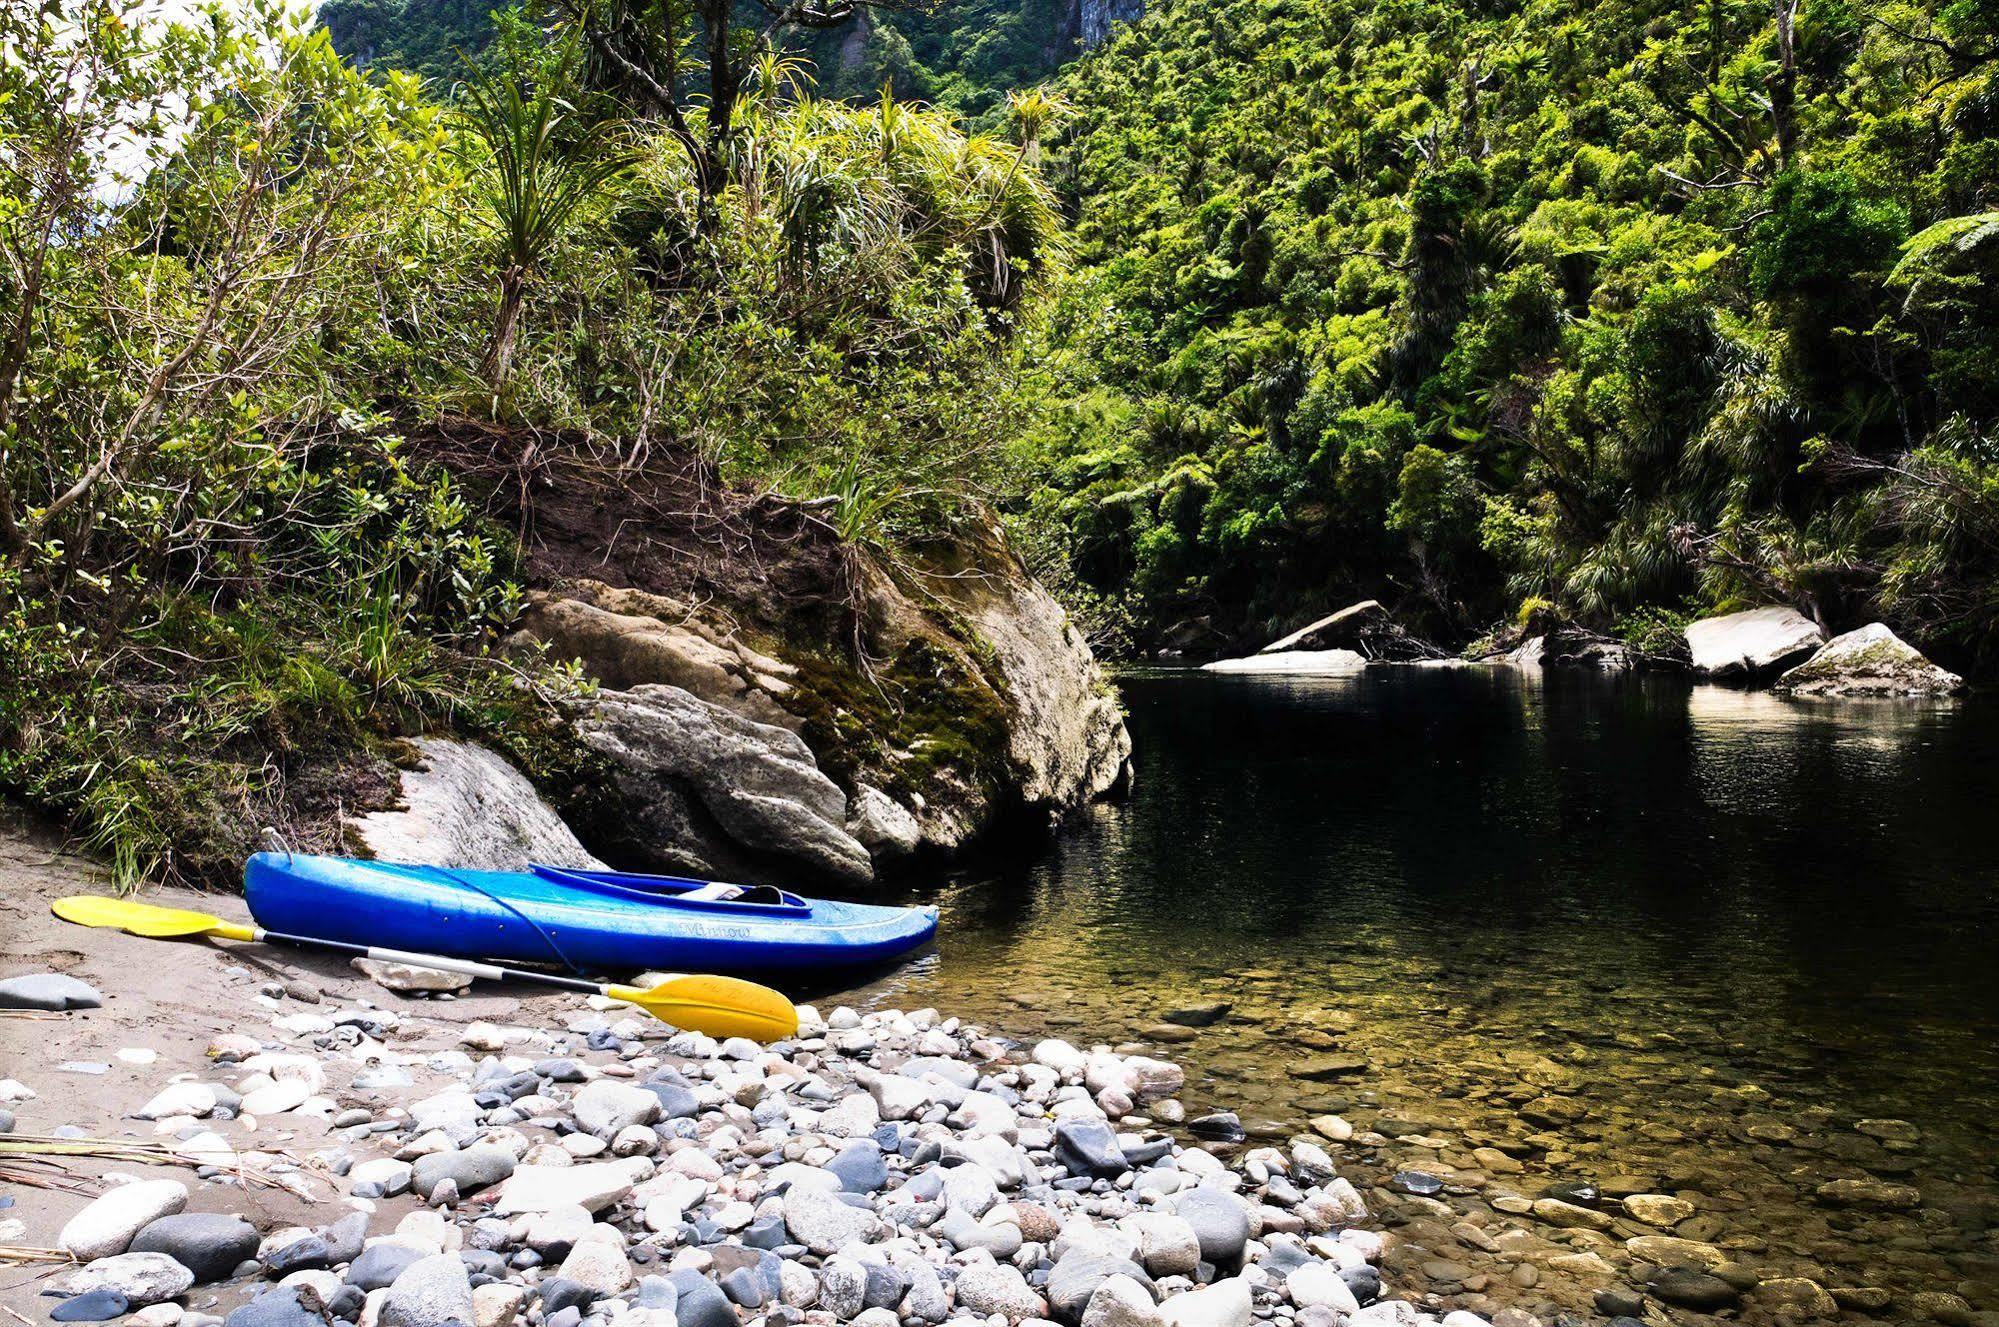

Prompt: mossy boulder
[1776,623,1965,697]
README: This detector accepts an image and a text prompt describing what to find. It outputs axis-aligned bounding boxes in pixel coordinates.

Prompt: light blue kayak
[244,852,938,974]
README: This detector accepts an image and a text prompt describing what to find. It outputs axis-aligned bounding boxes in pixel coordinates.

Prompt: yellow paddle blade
[52,895,254,941]
[606,974,800,1042]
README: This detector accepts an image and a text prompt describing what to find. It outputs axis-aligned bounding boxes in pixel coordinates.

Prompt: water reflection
[838,668,1999,1313]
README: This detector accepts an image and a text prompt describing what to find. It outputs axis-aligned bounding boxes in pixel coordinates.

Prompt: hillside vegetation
[1018,0,1999,666]
[0,1,1060,882]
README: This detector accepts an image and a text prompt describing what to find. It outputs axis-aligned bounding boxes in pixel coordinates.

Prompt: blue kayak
[244,852,938,974]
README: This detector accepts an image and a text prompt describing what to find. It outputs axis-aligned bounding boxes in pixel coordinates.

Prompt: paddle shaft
[243,925,606,995]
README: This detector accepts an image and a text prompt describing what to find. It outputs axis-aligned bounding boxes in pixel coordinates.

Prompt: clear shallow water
[837,667,1999,1318]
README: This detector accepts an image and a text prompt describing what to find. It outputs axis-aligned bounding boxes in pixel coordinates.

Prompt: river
[837,665,1999,1320]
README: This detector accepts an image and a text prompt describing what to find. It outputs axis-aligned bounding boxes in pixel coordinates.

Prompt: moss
[785,635,1016,808]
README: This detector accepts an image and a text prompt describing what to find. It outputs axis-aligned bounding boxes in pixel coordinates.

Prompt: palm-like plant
[1007,86,1071,166]
[457,52,634,393]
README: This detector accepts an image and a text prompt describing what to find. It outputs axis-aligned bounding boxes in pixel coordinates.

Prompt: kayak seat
[529,863,811,914]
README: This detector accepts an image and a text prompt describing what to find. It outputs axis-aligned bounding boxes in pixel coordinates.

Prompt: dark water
[840,667,1999,1317]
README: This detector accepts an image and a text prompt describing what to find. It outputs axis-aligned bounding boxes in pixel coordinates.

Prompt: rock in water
[60,1180,188,1260]
[129,1213,258,1282]
[1201,650,1367,675]
[349,737,605,872]
[1775,622,1964,696]
[0,973,102,1010]
[380,1252,475,1327]
[1683,607,1825,680]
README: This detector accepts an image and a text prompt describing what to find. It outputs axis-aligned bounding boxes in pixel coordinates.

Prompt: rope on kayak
[421,864,587,977]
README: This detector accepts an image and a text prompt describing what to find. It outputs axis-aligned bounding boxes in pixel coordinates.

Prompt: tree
[457,37,636,393]
[562,0,919,206]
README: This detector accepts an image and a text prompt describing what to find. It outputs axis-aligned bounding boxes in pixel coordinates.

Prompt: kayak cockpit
[529,863,813,915]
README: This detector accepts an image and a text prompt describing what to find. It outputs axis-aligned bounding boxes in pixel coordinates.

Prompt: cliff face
[1074,0,1144,47]
[402,420,1131,889]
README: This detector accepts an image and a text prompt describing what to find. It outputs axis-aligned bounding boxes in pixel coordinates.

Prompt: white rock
[1158,1278,1252,1327]
[492,1163,636,1215]
[953,1263,1044,1323]
[1201,650,1366,675]
[59,1179,188,1260]
[350,737,606,872]
[471,1282,526,1327]
[61,1252,195,1307]
[137,1082,216,1120]
[1286,1263,1360,1313]
[1685,606,1824,679]
[239,1079,312,1116]
[380,1252,474,1327]
[1776,622,1964,697]
[1032,1040,1087,1076]
[556,1235,633,1296]
[350,1159,414,1197]
[1082,1276,1167,1327]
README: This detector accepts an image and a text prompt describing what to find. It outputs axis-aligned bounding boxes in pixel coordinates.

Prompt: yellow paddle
[52,895,799,1042]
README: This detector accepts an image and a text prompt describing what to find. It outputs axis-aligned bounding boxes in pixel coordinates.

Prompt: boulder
[508,583,801,729]
[574,684,873,886]
[1684,607,1825,681]
[1201,650,1367,675]
[845,784,922,861]
[349,738,604,871]
[1775,623,1964,697]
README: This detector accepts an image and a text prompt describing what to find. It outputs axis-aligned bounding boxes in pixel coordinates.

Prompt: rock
[492,1163,636,1215]
[508,584,801,727]
[1624,1235,1724,1269]
[1175,1187,1250,1265]
[1646,1265,1740,1311]
[1290,1054,1367,1082]
[350,958,474,994]
[1080,1277,1166,1327]
[1161,1002,1230,1027]
[846,784,922,860]
[349,1158,414,1198]
[1296,1181,1366,1231]
[1157,1278,1251,1327]
[1621,1193,1695,1227]
[1047,1252,1154,1323]
[574,684,874,885]
[345,1244,426,1292]
[953,1263,1045,1323]
[555,1238,633,1297]
[1285,1264,1359,1313]
[50,1291,131,1322]
[129,1214,258,1283]
[782,1185,877,1254]
[1531,1198,1611,1230]
[1187,1113,1245,1143]
[224,1290,322,1327]
[1684,606,1825,680]
[61,1253,195,1307]
[819,1256,868,1320]
[825,1140,889,1194]
[1814,1177,1921,1208]
[60,1179,189,1260]
[572,1079,663,1140]
[1755,1277,1839,1317]
[1055,1119,1129,1180]
[1202,650,1367,675]
[1034,1040,1088,1076]
[350,737,605,871]
[1776,622,1964,696]
[1126,1214,1200,1278]
[380,1253,475,1327]
[471,1283,526,1327]
[669,1270,738,1327]
[413,1145,517,1200]
[0,972,102,1010]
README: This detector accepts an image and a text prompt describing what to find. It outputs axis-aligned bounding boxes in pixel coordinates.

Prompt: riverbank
[0,819,1447,1327]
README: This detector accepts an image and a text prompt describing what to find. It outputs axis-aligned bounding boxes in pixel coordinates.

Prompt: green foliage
[1008,0,1999,659]
[0,0,1063,882]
